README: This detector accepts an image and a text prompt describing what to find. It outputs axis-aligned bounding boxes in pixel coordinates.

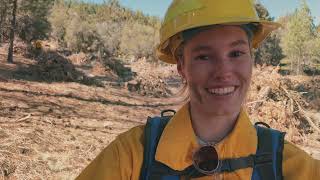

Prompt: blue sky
[89,0,320,25]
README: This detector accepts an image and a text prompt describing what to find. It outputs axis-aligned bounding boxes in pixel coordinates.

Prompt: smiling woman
[177,26,254,142]
[76,0,320,179]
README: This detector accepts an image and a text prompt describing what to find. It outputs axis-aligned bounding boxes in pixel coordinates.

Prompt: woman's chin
[200,104,241,117]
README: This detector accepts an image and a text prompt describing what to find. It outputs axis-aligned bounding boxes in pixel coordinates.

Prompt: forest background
[0,0,319,179]
[1,0,320,74]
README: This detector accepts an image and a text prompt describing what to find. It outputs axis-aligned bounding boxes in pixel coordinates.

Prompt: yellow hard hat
[156,0,281,64]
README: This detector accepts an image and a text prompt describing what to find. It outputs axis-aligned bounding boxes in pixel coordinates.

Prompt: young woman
[77,0,320,179]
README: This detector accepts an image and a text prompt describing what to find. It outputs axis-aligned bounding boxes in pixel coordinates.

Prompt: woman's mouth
[206,86,237,96]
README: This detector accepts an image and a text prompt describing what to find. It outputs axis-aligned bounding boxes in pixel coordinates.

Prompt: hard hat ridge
[156,0,281,64]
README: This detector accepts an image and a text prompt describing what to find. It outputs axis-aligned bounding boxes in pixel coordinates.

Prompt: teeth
[208,87,235,95]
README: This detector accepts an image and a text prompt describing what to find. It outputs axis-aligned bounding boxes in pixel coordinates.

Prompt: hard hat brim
[156,21,281,64]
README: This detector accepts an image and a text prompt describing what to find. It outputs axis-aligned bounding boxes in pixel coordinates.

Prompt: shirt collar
[155,103,257,172]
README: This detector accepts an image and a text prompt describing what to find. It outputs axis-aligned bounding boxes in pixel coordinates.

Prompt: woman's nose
[209,57,233,80]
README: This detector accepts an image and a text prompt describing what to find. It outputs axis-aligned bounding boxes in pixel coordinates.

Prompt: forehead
[183,26,249,50]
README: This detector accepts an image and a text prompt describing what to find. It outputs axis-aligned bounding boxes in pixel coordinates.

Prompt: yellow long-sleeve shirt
[77,104,320,179]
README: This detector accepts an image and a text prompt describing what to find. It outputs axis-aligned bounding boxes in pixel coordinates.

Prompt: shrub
[119,21,159,58]
[96,21,122,56]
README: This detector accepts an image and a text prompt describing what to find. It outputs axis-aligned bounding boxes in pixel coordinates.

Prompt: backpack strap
[140,116,171,180]
[252,125,285,180]
[140,115,285,180]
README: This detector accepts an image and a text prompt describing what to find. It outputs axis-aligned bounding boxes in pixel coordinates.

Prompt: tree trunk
[0,1,8,43]
[297,49,302,75]
[290,58,293,73]
[7,0,17,64]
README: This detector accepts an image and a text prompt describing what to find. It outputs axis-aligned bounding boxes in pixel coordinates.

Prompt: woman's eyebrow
[230,39,248,47]
[191,45,212,53]
[192,39,248,52]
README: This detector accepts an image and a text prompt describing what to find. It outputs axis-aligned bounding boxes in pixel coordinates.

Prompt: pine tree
[18,0,54,41]
[255,3,272,21]
[0,0,11,43]
[254,3,284,66]
[281,0,315,75]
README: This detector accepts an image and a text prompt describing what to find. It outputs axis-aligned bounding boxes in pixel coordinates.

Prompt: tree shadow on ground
[0,87,175,108]
[0,50,107,87]
[0,93,142,135]
[102,57,137,82]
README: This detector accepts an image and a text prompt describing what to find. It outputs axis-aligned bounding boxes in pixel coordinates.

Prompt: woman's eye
[229,51,245,58]
[194,55,210,61]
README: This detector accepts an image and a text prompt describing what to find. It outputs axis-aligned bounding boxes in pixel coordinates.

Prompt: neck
[189,102,240,143]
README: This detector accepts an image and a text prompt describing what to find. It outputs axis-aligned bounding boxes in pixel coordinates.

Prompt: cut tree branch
[280,87,320,133]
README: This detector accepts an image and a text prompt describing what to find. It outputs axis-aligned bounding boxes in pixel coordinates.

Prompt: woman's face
[177,26,253,116]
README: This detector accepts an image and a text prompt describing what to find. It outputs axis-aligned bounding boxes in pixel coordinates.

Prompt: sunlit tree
[281,0,315,74]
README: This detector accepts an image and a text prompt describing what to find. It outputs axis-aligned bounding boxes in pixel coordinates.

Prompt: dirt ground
[0,47,182,179]
[0,45,319,180]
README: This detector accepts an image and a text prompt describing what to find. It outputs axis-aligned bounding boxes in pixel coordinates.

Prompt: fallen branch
[302,112,320,133]
[306,112,320,124]
[16,114,32,123]
[280,87,320,134]
[0,114,31,124]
